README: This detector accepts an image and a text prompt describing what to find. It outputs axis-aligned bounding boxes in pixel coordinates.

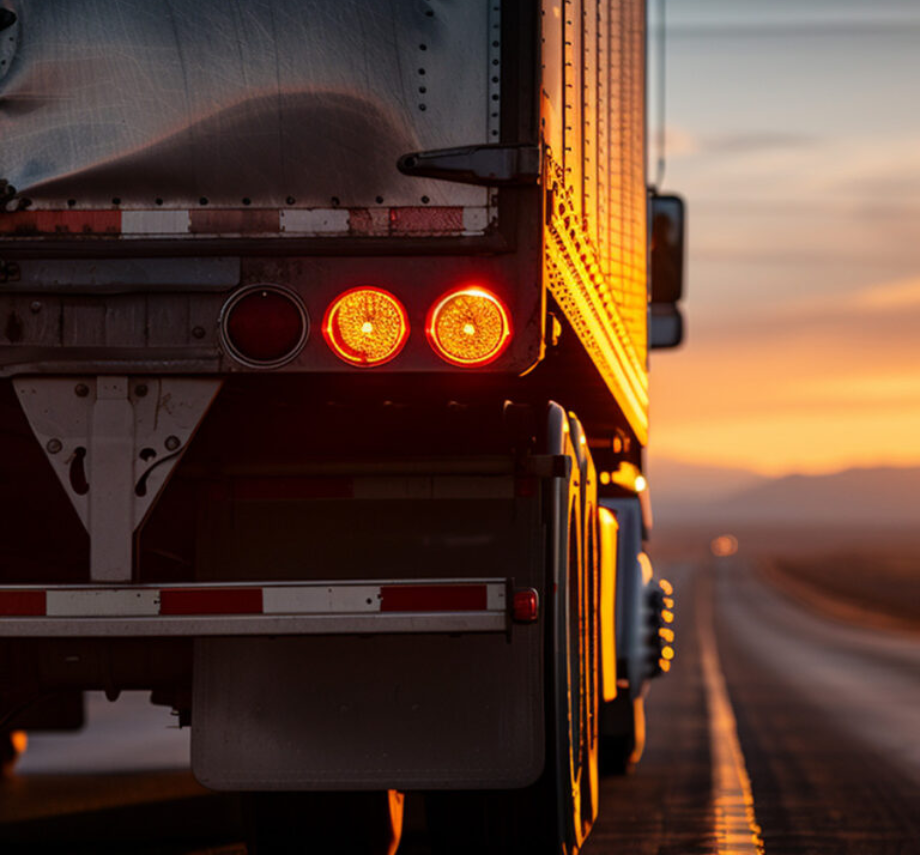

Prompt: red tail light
[427,287,512,366]
[513,588,539,623]
[221,285,308,368]
[324,287,410,367]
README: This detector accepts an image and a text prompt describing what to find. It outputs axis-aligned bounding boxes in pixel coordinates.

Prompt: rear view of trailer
[0,1,647,427]
[0,3,661,854]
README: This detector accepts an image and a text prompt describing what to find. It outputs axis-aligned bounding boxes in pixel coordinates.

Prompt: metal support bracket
[14,376,222,582]
[397,144,541,186]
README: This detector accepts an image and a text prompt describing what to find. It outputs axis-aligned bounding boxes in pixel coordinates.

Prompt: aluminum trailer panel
[541,0,649,443]
[0,0,498,212]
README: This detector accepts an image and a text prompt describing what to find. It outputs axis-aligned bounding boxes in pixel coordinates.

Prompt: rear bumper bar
[0,578,510,637]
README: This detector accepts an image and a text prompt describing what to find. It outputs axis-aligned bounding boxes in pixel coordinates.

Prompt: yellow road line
[697,569,765,855]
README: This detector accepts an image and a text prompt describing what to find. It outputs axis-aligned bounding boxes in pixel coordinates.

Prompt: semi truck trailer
[0,1,684,852]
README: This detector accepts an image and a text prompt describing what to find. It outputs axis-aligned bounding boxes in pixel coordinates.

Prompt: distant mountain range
[646,457,769,503]
[650,459,920,527]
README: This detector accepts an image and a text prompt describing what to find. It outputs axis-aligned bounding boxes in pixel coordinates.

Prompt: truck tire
[244,790,403,855]
[426,493,598,854]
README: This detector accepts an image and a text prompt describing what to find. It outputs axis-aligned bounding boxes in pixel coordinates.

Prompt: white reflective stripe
[46,589,161,617]
[121,210,191,235]
[486,584,506,611]
[281,209,350,234]
[462,206,490,234]
[262,585,381,615]
[352,477,515,500]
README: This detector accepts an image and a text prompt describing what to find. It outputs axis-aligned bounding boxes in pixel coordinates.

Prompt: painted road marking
[697,569,765,855]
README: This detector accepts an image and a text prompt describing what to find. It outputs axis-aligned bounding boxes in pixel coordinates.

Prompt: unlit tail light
[427,287,511,366]
[324,287,410,367]
[220,285,308,368]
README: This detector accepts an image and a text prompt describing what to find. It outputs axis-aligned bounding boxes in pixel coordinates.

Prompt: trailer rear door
[0,1,500,219]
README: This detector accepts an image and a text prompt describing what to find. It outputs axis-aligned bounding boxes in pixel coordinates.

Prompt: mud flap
[191,632,543,790]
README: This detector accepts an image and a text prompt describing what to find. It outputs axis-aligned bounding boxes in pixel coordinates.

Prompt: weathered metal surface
[0,250,543,376]
[0,1,497,210]
[0,258,241,292]
[14,376,222,580]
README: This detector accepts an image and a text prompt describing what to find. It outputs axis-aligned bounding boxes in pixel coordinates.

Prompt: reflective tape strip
[0,581,506,618]
[348,208,391,236]
[122,210,191,235]
[380,584,489,613]
[46,589,160,617]
[190,209,281,234]
[463,206,490,233]
[0,590,46,616]
[1,207,487,237]
[159,587,263,616]
[281,209,350,234]
[262,585,381,615]
[389,206,464,234]
[0,211,121,235]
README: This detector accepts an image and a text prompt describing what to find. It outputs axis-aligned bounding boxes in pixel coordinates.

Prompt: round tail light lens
[427,287,511,366]
[323,287,410,367]
[221,286,308,368]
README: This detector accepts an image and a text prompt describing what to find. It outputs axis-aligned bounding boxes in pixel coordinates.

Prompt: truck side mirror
[649,194,685,349]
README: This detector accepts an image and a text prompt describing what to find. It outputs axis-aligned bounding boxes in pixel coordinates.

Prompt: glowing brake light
[221,285,308,368]
[324,287,410,366]
[427,287,511,366]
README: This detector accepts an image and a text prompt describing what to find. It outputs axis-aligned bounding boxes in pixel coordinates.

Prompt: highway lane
[2,558,918,853]
[587,557,920,854]
[710,560,920,854]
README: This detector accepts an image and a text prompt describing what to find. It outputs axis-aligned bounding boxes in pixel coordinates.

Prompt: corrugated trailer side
[541,0,649,445]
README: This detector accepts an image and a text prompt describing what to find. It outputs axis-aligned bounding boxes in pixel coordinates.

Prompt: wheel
[426,449,599,854]
[244,790,403,855]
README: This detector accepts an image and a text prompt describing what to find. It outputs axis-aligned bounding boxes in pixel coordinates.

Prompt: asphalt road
[585,559,920,855]
[2,559,918,853]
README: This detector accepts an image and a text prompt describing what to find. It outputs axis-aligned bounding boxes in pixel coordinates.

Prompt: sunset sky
[648,0,920,475]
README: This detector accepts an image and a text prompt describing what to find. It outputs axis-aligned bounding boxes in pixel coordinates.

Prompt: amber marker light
[324,287,410,367]
[427,286,512,366]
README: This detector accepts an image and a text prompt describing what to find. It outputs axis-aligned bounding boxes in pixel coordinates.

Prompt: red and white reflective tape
[0,580,507,619]
[0,207,491,238]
